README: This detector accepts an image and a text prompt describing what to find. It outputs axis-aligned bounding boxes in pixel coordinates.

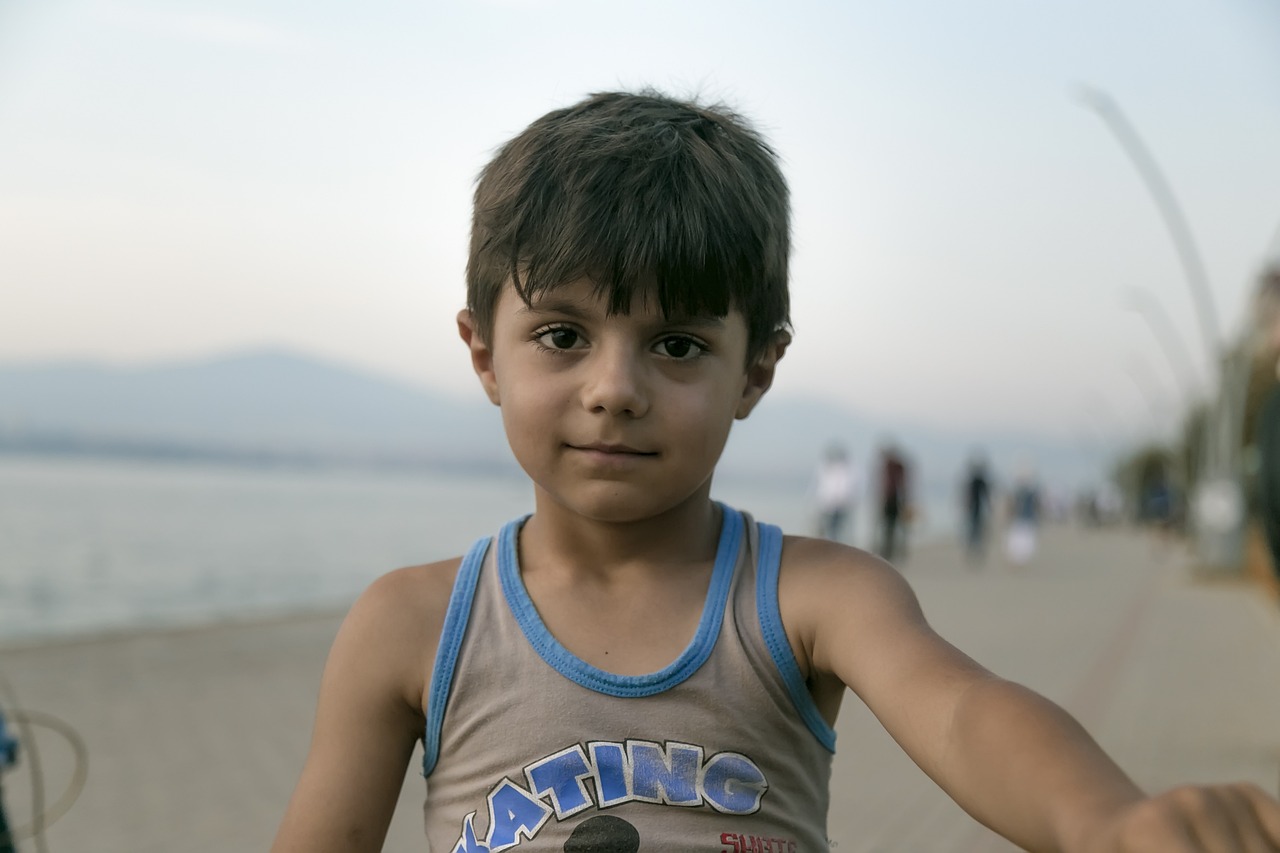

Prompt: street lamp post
[1126,353,1177,426]
[1077,85,1245,572]
[1121,287,1207,491]
[1121,285,1204,406]
[1076,87,1222,363]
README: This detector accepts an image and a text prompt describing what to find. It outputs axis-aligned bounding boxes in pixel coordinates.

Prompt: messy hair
[466,89,791,361]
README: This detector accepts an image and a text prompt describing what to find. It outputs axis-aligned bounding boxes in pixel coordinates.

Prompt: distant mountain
[0,348,1105,489]
[0,348,510,470]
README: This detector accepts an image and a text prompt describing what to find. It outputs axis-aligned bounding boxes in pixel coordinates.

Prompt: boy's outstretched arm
[271,563,455,853]
[783,538,1280,852]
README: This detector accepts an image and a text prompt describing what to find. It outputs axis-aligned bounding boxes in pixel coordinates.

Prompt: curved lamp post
[1077,85,1246,571]
[1121,285,1203,406]
[1075,87,1221,364]
[1126,353,1177,424]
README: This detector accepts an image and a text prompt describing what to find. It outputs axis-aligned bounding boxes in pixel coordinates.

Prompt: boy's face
[458,278,785,524]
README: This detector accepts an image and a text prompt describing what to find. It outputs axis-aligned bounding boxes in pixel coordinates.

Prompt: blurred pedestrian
[877,444,909,561]
[814,444,859,543]
[962,453,992,565]
[1005,466,1041,567]
[1097,482,1124,525]
[1140,465,1175,534]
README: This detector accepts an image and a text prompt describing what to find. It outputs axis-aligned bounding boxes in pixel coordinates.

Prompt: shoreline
[0,602,352,654]
[1,531,963,655]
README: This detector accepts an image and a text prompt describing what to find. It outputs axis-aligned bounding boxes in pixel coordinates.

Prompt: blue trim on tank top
[422,535,490,777]
[755,523,838,753]
[497,504,742,698]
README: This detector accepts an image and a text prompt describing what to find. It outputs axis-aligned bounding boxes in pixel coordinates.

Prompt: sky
[2,0,1279,454]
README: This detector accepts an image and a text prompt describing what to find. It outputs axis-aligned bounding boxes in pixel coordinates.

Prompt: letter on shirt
[628,740,703,806]
[701,752,768,815]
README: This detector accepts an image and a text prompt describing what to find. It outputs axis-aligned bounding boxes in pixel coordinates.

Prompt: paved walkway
[827,525,1280,853]
[1,524,1277,852]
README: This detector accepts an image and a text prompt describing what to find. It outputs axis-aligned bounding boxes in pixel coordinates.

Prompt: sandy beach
[2,525,1278,853]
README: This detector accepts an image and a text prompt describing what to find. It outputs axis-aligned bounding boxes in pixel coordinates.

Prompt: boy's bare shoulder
[778,534,917,604]
[366,556,464,602]
[776,534,932,690]
[353,556,464,639]
[330,556,466,710]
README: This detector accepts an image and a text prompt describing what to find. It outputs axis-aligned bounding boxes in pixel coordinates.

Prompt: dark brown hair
[466,90,791,361]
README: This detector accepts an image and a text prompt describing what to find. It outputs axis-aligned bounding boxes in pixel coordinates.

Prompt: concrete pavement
[827,525,1280,852]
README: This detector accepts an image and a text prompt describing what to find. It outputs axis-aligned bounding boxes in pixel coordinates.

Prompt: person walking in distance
[814,444,858,544]
[1005,466,1042,568]
[962,453,992,565]
[877,444,909,561]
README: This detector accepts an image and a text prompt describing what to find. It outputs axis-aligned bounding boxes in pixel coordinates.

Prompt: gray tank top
[423,505,836,851]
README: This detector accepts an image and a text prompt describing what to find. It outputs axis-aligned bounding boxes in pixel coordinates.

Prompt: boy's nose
[580,347,650,418]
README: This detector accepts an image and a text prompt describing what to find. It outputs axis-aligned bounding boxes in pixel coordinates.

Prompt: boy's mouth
[569,442,657,457]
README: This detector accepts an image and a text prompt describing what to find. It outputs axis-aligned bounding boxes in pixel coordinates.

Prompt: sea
[0,454,960,646]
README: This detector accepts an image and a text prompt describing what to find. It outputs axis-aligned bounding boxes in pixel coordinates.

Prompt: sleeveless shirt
[422,506,836,852]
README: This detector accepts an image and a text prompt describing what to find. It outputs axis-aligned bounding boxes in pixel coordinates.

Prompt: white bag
[1006,522,1036,565]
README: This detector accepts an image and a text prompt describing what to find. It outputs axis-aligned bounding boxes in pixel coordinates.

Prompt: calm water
[0,455,955,645]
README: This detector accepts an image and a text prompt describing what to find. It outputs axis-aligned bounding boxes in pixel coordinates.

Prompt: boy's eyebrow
[518,298,593,320]
[660,315,726,330]
[518,299,727,329]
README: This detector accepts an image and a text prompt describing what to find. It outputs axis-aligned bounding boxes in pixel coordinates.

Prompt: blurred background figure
[814,443,859,544]
[1005,465,1042,567]
[1097,482,1126,526]
[1139,460,1176,541]
[877,444,910,562]
[961,453,992,566]
[1252,264,1280,585]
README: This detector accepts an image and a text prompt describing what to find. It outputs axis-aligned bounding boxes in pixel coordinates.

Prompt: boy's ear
[457,309,501,406]
[735,331,790,420]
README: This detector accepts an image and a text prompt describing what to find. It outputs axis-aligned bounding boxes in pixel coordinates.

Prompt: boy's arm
[784,538,1280,852]
[271,562,456,853]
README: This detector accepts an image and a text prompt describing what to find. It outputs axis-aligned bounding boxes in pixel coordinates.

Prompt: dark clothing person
[964,462,991,562]
[878,449,908,561]
[1011,485,1040,524]
[1142,478,1174,530]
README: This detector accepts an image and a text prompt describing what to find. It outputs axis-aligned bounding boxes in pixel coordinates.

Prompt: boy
[272,91,1280,852]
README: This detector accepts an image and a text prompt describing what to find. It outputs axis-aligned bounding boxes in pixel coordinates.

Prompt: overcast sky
[2,0,1278,449]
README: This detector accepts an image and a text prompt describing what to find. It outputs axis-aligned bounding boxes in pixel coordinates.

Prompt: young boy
[272,91,1280,852]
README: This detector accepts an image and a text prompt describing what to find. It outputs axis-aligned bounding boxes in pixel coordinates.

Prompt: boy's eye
[655,336,704,360]
[536,327,583,350]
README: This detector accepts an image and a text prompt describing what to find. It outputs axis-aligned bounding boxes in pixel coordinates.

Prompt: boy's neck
[520,490,723,578]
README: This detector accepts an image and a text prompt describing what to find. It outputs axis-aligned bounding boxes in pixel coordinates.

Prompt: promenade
[1,524,1277,852]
